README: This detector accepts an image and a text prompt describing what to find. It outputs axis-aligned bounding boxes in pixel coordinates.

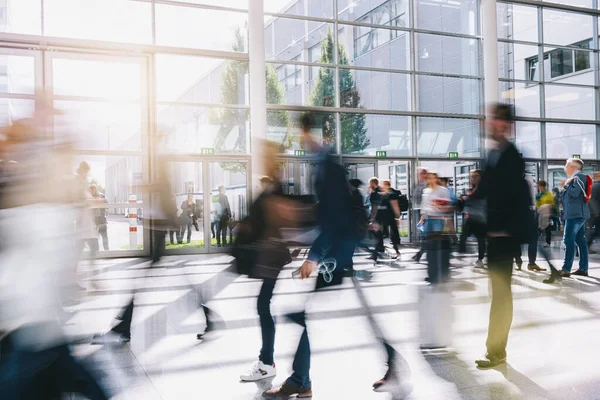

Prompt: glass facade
[1,0,599,254]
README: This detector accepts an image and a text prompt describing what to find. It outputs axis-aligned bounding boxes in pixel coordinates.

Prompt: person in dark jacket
[458,169,486,267]
[475,103,530,369]
[263,113,355,400]
[587,171,600,252]
[216,186,231,247]
[179,194,197,244]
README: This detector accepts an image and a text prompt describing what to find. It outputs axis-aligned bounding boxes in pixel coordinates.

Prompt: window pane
[158,105,249,154]
[341,113,411,157]
[156,4,247,52]
[549,0,592,7]
[545,84,595,121]
[54,101,142,151]
[543,10,592,47]
[266,110,336,154]
[498,42,539,81]
[0,55,35,95]
[417,75,480,115]
[0,0,42,35]
[514,121,541,158]
[546,123,596,159]
[156,55,249,105]
[74,155,144,251]
[340,25,410,70]
[416,0,477,36]
[166,0,248,7]
[267,0,334,19]
[265,18,333,62]
[52,58,141,101]
[497,3,538,43]
[341,68,410,111]
[267,63,324,107]
[499,81,540,118]
[44,0,152,44]
[416,33,479,76]
[338,0,409,29]
[417,117,480,158]
[0,99,35,126]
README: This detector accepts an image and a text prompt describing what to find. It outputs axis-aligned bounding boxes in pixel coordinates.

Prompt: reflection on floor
[68,244,600,400]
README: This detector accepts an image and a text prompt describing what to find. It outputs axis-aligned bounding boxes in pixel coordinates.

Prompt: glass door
[46,51,149,257]
[377,160,412,239]
[277,158,316,195]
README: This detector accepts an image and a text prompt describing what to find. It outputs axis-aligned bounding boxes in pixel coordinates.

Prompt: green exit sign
[294,150,306,156]
[376,151,387,158]
[448,152,459,159]
[201,148,215,155]
[573,154,581,159]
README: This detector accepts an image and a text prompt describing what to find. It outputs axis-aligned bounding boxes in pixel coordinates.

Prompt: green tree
[213,27,290,174]
[310,29,370,153]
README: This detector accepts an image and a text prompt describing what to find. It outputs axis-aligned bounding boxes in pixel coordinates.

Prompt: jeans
[563,218,589,272]
[486,237,517,358]
[179,223,192,243]
[588,215,600,248]
[258,279,276,366]
[459,218,486,261]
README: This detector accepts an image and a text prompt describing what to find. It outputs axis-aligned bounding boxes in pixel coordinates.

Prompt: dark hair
[298,112,314,132]
[490,103,514,122]
[369,177,379,186]
[537,180,547,188]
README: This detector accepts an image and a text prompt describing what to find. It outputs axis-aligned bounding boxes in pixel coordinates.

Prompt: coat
[561,172,591,220]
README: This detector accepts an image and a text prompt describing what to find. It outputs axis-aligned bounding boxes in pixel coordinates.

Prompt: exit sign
[376,151,387,158]
[448,152,459,159]
[573,154,581,159]
[294,150,306,156]
[201,148,215,155]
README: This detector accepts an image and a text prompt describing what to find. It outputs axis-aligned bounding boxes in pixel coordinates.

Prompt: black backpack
[398,192,409,212]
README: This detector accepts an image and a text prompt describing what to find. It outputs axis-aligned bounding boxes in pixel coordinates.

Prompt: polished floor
[67,242,600,400]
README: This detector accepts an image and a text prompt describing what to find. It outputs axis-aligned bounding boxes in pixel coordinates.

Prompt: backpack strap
[574,174,590,201]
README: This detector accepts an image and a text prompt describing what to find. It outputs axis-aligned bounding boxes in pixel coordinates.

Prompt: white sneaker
[474,260,485,268]
[240,361,276,382]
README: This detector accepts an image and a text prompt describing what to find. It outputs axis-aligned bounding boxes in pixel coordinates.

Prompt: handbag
[250,239,292,280]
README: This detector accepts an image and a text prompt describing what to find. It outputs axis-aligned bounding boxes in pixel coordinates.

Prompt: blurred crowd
[0,102,599,399]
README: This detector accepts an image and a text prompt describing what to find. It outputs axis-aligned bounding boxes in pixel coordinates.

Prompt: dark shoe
[571,269,589,277]
[543,270,562,284]
[515,262,522,271]
[412,252,422,262]
[527,264,547,272]
[91,331,130,345]
[560,271,571,278]
[475,353,506,369]
[262,382,312,399]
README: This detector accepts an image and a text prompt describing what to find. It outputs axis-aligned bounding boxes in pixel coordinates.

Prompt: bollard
[129,194,137,250]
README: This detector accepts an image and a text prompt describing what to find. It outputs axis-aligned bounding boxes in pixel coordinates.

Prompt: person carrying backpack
[547,158,591,281]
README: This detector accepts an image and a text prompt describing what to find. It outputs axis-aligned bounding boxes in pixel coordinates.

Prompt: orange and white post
[129,194,138,250]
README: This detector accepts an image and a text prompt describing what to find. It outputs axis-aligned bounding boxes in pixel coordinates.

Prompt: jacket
[479,141,530,240]
[561,172,591,220]
[535,190,555,210]
[589,181,600,216]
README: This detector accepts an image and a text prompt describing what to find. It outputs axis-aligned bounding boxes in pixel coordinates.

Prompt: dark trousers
[459,218,486,260]
[0,329,108,400]
[383,219,400,253]
[97,224,109,251]
[257,279,276,366]
[211,222,216,238]
[426,234,450,284]
[588,215,600,247]
[216,217,228,246]
[486,237,517,358]
[544,225,552,245]
[179,223,192,243]
[112,229,165,336]
[168,229,176,245]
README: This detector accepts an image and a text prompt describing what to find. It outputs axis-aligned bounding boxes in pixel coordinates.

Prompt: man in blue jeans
[262,113,355,399]
[559,158,590,278]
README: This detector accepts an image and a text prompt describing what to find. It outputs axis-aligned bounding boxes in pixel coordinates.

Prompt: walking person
[546,158,591,282]
[536,180,555,248]
[179,194,196,244]
[368,177,385,259]
[587,172,600,253]
[514,174,545,272]
[216,186,231,247]
[381,179,402,259]
[90,184,109,251]
[412,168,428,262]
[262,113,355,399]
[458,170,486,268]
[475,103,531,369]
[551,187,562,232]
[75,162,99,258]
[419,172,452,283]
